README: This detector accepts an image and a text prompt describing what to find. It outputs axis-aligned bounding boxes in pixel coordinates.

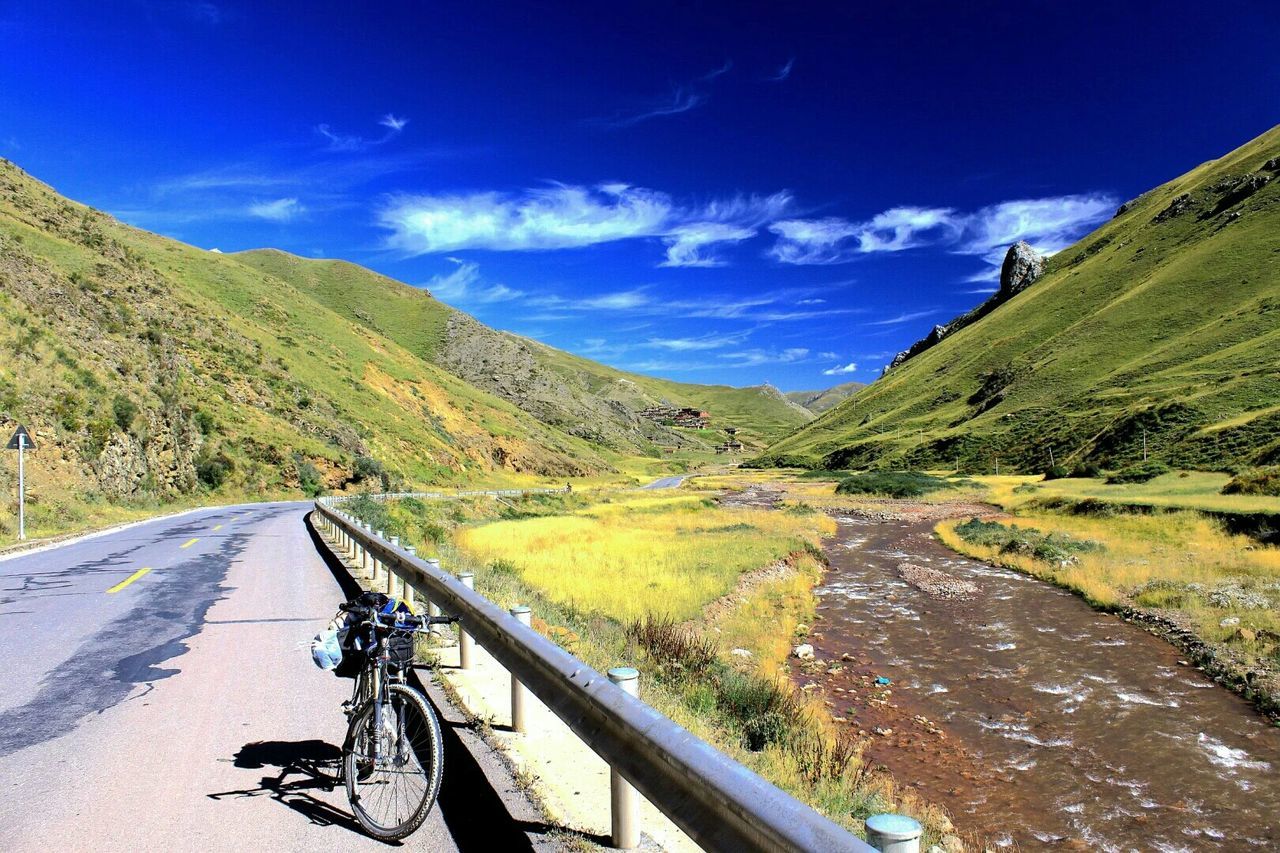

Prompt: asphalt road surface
[0,502,553,852]
[641,476,687,490]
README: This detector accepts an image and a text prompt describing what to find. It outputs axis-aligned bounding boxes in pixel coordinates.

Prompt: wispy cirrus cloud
[769,207,956,264]
[247,197,305,221]
[380,182,791,266]
[644,329,753,351]
[768,193,1115,271]
[317,113,409,152]
[768,58,795,82]
[865,309,938,326]
[718,347,809,368]
[595,61,732,128]
[425,258,523,304]
[661,222,756,267]
[822,361,859,375]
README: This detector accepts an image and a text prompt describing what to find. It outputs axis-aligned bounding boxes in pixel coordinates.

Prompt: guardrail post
[865,814,922,853]
[608,667,641,849]
[510,605,531,733]
[388,536,400,597]
[373,531,384,582]
[426,558,444,636]
[403,546,417,608]
[360,523,370,574]
[458,572,475,669]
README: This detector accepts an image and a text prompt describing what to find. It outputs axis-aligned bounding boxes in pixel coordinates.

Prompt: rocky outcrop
[886,242,1046,372]
[998,240,1046,299]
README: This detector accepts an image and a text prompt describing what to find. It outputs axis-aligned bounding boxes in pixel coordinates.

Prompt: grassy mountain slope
[785,382,866,415]
[233,249,812,449]
[0,159,605,534]
[757,126,1280,472]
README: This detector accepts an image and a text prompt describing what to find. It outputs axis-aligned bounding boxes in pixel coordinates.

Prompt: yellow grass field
[937,510,1280,642]
[454,492,835,622]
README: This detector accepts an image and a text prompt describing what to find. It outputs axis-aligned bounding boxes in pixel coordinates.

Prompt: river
[797,509,1279,850]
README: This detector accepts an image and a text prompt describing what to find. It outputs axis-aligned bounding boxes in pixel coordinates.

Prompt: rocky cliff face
[886,241,1046,372]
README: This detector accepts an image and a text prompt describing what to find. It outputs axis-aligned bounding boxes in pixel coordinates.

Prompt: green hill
[756,126,1280,472]
[785,382,867,415]
[0,159,608,533]
[232,249,811,450]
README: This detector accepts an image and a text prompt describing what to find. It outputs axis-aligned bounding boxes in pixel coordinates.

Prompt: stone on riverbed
[792,643,815,659]
[898,562,980,600]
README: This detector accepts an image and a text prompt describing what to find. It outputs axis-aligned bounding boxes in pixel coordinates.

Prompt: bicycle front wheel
[344,682,444,840]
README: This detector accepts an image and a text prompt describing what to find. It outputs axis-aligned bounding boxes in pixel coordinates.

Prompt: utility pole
[1049,446,1055,467]
[1142,428,1148,462]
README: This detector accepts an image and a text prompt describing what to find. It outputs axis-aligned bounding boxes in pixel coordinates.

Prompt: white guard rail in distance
[313,499,872,853]
[325,487,570,503]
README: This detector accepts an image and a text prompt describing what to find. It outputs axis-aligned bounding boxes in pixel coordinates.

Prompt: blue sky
[2,2,1278,391]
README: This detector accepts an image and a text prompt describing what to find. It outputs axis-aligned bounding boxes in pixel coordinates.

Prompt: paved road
[641,475,687,489]
[0,502,550,852]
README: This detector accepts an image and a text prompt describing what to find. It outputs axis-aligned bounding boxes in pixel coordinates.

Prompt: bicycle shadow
[207,739,373,840]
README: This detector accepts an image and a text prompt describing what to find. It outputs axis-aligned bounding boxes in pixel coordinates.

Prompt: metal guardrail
[313,498,872,853]
[325,487,569,503]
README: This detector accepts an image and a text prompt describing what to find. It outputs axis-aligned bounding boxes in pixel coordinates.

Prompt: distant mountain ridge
[232,249,812,451]
[757,125,1280,472]
[785,382,866,414]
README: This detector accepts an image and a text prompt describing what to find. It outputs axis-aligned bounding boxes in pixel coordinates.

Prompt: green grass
[834,470,964,499]
[983,472,1280,515]
[234,249,813,451]
[756,125,1280,473]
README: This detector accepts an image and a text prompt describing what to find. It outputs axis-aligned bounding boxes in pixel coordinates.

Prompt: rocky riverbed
[793,500,1280,850]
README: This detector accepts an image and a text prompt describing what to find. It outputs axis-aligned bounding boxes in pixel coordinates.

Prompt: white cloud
[819,351,839,360]
[661,222,755,267]
[956,193,1115,263]
[645,330,753,351]
[769,194,1114,269]
[380,114,409,132]
[769,58,795,82]
[768,206,955,264]
[380,183,790,264]
[719,347,809,367]
[598,62,731,128]
[425,258,522,304]
[247,197,304,221]
[317,114,408,152]
[797,298,826,305]
[822,361,859,375]
[865,309,938,326]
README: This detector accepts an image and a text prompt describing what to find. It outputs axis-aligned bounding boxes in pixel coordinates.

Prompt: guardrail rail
[313,496,879,852]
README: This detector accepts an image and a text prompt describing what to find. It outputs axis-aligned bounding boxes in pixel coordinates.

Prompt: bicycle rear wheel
[344,682,444,840]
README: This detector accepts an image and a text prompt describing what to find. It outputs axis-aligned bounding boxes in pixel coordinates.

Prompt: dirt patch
[696,553,800,627]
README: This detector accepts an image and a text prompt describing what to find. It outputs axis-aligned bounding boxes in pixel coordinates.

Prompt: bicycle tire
[343,682,444,840]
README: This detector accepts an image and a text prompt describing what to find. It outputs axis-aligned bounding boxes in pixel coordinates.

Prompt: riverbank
[801,498,1280,849]
[936,507,1280,720]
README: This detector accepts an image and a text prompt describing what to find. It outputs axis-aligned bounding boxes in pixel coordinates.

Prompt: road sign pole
[17,433,25,541]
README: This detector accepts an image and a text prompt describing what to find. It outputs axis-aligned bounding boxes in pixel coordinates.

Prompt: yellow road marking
[212,524,223,531]
[180,538,199,549]
[107,568,151,594]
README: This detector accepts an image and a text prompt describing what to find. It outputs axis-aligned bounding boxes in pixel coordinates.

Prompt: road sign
[8,425,31,540]
[6,425,34,450]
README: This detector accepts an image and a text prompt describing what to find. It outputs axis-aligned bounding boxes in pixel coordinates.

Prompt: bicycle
[335,596,456,840]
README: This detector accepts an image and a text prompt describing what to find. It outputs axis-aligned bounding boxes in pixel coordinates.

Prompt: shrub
[626,614,718,679]
[1222,466,1280,497]
[955,517,1103,566]
[1041,464,1070,481]
[715,670,802,751]
[193,408,216,436]
[351,455,391,490]
[1106,460,1171,484]
[1070,462,1104,478]
[834,470,958,499]
[112,394,139,431]
[293,453,323,497]
[195,448,235,489]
